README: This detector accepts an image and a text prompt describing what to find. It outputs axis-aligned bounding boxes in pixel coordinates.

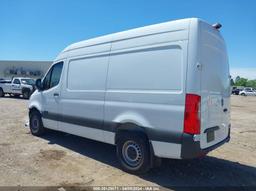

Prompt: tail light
[183,94,201,134]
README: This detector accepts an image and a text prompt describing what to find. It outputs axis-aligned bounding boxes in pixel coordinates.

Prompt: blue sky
[0,0,255,78]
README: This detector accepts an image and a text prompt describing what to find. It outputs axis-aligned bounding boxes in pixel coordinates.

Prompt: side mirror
[35,79,43,91]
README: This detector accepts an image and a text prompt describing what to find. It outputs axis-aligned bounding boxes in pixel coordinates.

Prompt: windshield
[21,79,35,85]
[245,88,252,91]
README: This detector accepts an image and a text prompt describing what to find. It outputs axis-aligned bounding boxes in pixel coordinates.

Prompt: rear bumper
[180,129,230,159]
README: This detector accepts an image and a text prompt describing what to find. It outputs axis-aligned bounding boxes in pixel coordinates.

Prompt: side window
[42,62,63,90]
[42,68,52,90]
[49,62,63,88]
[13,79,20,84]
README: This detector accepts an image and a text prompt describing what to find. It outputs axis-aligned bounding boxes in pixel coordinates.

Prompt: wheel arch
[29,107,39,117]
[112,111,152,140]
[115,122,149,144]
[29,106,42,117]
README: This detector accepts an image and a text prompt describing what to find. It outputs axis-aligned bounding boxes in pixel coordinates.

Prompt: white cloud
[230,68,256,80]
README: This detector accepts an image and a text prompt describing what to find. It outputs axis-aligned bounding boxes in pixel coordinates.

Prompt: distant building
[0,60,52,79]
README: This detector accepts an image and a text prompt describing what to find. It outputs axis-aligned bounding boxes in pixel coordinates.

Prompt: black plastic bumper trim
[180,130,230,159]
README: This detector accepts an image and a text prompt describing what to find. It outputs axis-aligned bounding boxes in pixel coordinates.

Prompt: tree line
[231,76,256,88]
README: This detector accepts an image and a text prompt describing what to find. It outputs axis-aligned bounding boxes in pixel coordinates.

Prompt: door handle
[53,93,59,97]
[223,108,228,112]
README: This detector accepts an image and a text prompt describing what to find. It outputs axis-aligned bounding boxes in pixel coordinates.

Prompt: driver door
[41,61,64,130]
[12,79,22,94]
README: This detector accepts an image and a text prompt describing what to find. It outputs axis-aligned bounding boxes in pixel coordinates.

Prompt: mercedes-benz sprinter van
[28,18,230,174]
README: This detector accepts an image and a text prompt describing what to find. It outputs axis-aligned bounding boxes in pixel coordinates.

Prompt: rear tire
[116,132,151,174]
[29,110,46,136]
[0,88,4,97]
[241,93,246,96]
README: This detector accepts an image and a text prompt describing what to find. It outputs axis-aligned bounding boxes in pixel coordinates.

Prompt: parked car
[28,18,230,174]
[239,87,256,96]
[0,77,35,99]
[232,87,241,95]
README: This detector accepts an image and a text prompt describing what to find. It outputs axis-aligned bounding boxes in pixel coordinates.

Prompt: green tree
[246,80,256,88]
[235,78,248,87]
[235,76,241,83]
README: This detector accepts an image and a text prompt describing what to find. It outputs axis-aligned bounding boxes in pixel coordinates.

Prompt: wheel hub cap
[31,116,39,132]
[122,140,142,167]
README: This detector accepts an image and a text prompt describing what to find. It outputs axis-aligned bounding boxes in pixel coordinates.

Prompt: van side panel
[58,43,111,143]
[104,31,189,158]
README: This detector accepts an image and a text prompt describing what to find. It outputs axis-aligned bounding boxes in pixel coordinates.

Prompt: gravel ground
[0,95,255,190]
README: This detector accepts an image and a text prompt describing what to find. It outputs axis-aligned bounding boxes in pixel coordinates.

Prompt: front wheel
[0,88,4,97]
[29,111,46,136]
[116,133,150,174]
[23,90,30,99]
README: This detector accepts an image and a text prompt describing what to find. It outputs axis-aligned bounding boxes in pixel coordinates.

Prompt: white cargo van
[28,18,230,174]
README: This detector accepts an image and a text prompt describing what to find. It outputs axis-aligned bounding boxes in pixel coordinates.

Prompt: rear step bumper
[180,129,230,159]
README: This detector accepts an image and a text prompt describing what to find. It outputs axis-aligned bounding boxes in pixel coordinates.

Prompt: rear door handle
[223,108,228,112]
[53,93,59,97]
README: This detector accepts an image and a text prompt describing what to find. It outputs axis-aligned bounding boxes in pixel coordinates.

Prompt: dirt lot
[0,96,255,190]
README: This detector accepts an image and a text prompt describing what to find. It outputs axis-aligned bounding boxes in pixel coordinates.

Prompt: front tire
[29,110,46,136]
[23,90,30,99]
[116,133,150,174]
[0,88,4,97]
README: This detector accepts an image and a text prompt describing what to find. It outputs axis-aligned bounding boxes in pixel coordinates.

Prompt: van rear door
[199,23,230,149]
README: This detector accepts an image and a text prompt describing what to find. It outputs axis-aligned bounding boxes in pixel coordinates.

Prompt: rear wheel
[241,93,246,96]
[29,110,46,136]
[116,132,150,174]
[0,88,4,97]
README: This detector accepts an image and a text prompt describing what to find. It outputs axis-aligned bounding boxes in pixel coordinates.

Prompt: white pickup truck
[0,77,35,99]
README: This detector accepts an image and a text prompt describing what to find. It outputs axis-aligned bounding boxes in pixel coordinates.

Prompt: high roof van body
[28,18,230,173]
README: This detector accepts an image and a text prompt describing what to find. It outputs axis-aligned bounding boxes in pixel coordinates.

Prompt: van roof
[65,18,204,51]
[56,18,210,60]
